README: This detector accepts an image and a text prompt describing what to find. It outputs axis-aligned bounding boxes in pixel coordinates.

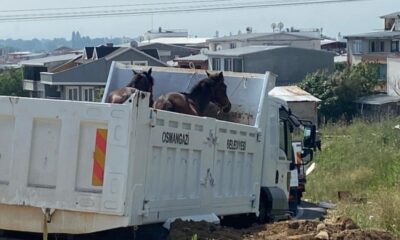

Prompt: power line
[0,0,234,13]
[0,0,371,22]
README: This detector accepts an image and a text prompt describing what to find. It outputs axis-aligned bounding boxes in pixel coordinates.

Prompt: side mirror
[301,148,314,165]
[303,125,316,149]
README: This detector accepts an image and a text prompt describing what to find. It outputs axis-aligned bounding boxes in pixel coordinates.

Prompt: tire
[258,192,271,224]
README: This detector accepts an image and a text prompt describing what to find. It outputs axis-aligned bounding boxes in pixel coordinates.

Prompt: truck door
[143,110,216,221]
[276,119,293,199]
[210,120,262,216]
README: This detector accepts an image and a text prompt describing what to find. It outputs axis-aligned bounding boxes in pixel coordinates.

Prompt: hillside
[305,118,400,237]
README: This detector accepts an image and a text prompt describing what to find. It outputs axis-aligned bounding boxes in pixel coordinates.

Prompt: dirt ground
[168,217,396,240]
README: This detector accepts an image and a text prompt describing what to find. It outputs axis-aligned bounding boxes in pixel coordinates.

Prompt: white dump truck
[0,63,316,234]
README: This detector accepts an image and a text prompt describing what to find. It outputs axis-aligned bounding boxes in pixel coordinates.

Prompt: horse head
[128,68,154,93]
[206,71,231,113]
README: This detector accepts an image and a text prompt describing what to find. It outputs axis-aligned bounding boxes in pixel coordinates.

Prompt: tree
[0,68,27,97]
[298,62,380,122]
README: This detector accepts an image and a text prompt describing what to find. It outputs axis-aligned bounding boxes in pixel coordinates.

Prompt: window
[229,42,236,49]
[391,40,399,52]
[380,41,385,52]
[370,41,376,52]
[224,58,232,71]
[66,87,79,101]
[279,121,286,153]
[233,59,243,72]
[118,61,148,66]
[212,58,221,70]
[278,120,293,162]
[354,40,363,54]
[132,61,148,66]
[82,87,95,102]
[23,66,47,81]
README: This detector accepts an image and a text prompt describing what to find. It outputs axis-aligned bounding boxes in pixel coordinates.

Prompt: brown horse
[153,71,231,116]
[106,68,154,106]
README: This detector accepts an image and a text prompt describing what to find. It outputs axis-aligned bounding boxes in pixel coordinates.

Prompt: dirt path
[168,217,396,240]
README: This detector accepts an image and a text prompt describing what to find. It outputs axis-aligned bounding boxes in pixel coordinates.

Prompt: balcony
[361,52,400,63]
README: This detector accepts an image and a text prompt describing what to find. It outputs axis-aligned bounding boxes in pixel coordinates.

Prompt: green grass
[304,118,400,236]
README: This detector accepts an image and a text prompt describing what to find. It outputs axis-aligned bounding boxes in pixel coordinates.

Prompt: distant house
[39,47,168,101]
[205,46,334,86]
[321,39,347,54]
[174,54,208,70]
[140,37,210,49]
[21,54,80,98]
[7,52,47,64]
[355,94,400,120]
[52,46,75,55]
[137,42,200,64]
[207,29,323,52]
[144,27,188,40]
[269,86,321,124]
[345,12,400,79]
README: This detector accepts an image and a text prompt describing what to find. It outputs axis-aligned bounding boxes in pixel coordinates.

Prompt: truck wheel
[297,191,303,205]
[258,192,271,224]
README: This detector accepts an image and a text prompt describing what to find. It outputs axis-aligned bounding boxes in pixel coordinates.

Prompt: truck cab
[289,121,319,215]
[258,99,318,221]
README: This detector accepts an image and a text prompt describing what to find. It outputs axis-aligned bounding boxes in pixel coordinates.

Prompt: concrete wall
[387,58,400,96]
[243,47,334,85]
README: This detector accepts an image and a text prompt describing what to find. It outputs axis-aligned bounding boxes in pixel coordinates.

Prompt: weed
[305,118,400,237]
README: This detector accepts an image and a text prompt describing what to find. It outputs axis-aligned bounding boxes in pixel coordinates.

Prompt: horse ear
[147,68,152,76]
[206,71,211,77]
[218,72,224,80]
[132,69,138,75]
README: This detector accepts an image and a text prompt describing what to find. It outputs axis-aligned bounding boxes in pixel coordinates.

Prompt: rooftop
[8,51,31,55]
[380,11,400,19]
[20,54,80,66]
[207,31,323,43]
[104,47,168,66]
[269,86,321,102]
[205,45,286,57]
[344,31,400,39]
[355,94,400,105]
[139,37,209,45]
[174,54,208,61]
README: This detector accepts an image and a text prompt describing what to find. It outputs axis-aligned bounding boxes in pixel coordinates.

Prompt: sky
[0,0,397,40]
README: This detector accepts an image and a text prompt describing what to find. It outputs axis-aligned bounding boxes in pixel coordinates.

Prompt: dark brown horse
[106,68,154,106]
[153,71,231,116]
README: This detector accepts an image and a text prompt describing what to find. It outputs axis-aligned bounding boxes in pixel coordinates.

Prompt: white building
[207,29,323,52]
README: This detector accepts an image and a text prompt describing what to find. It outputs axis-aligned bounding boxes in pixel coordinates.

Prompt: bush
[0,68,27,97]
[298,62,380,123]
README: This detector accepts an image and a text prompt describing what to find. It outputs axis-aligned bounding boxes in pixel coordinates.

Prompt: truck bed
[0,63,276,234]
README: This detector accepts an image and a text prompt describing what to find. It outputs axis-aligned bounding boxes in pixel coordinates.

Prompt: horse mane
[186,74,221,114]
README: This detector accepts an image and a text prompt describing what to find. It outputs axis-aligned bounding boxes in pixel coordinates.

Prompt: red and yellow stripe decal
[92,128,108,186]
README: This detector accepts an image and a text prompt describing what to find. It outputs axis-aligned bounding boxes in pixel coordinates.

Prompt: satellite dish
[130,40,138,48]
[200,48,208,54]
